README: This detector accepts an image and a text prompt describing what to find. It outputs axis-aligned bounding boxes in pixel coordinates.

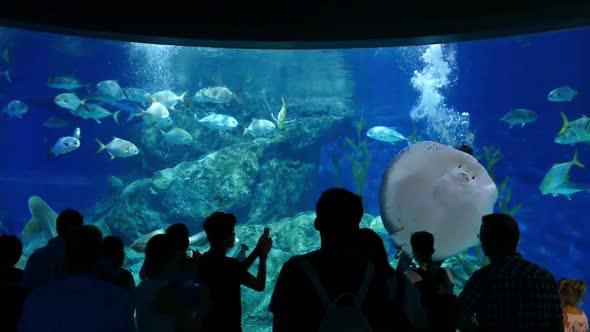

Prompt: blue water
[1,25,589,314]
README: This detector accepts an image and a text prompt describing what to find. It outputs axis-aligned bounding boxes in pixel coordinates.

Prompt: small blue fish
[548,85,578,102]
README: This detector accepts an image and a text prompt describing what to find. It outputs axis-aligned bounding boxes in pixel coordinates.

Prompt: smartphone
[263,227,270,238]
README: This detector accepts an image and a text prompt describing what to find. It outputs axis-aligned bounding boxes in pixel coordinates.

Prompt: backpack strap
[296,256,375,310]
[296,256,331,309]
[352,260,374,308]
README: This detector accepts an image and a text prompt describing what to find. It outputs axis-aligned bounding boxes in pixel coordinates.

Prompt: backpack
[413,267,457,332]
[297,256,375,332]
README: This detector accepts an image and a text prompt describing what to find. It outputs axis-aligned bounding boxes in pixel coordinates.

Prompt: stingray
[379,141,498,260]
[21,196,58,241]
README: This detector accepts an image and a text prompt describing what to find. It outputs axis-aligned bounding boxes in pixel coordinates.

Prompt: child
[559,278,589,332]
[402,231,456,332]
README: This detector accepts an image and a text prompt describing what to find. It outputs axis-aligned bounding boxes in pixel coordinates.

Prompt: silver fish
[194,86,235,104]
[96,80,125,100]
[72,104,120,124]
[96,137,139,160]
[161,128,193,145]
[244,119,276,137]
[123,88,151,103]
[54,93,85,111]
[366,126,407,144]
[149,90,187,110]
[198,113,239,130]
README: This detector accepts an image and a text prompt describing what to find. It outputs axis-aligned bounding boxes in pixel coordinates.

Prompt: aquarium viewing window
[0,11,589,330]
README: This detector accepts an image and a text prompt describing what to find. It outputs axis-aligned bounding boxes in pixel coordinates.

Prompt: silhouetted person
[270,188,393,332]
[0,235,24,285]
[0,235,28,332]
[97,235,136,314]
[22,208,83,290]
[166,223,199,281]
[137,233,208,332]
[358,228,408,330]
[18,225,135,332]
[135,234,177,332]
[402,231,456,332]
[457,213,563,332]
[198,212,272,332]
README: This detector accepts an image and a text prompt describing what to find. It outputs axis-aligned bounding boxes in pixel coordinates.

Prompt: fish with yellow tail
[271,98,295,130]
[539,150,589,200]
[554,112,590,145]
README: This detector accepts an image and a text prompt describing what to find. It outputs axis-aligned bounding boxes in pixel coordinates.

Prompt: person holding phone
[197,212,272,332]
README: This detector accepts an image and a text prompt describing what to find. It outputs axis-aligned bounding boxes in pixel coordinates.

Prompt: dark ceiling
[1,1,590,49]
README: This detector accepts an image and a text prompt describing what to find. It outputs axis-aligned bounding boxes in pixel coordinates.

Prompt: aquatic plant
[496,177,523,217]
[473,145,523,266]
[480,146,503,181]
[327,150,344,188]
[325,116,371,195]
[344,116,372,197]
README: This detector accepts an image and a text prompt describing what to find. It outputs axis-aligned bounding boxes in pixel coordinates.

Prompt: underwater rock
[108,176,125,191]
[99,142,265,242]
[96,178,163,242]
[247,159,316,224]
[268,97,354,155]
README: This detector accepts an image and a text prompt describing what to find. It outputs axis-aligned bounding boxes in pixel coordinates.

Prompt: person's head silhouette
[410,231,435,265]
[203,212,237,252]
[479,213,520,257]
[314,188,364,249]
[56,208,84,237]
